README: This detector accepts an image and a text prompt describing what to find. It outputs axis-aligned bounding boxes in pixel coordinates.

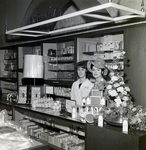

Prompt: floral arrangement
[102,53,146,131]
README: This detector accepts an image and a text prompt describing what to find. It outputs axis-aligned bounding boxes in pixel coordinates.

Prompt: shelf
[104,59,123,62]
[4,69,17,72]
[48,70,74,72]
[44,80,73,87]
[48,60,74,63]
[48,53,74,57]
[3,88,17,91]
[4,58,17,60]
[18,68,23,72]
[0,77,17,83]
[47,94,70,99]
[83,50,123,55]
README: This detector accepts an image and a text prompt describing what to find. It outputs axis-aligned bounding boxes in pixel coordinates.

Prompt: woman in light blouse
[71,61,94,106]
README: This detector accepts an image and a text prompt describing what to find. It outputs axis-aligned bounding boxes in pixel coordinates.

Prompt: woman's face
[77,67,86,78]
[92,66,102,78]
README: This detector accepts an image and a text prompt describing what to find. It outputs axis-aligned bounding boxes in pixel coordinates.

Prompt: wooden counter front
[85,123,146,150]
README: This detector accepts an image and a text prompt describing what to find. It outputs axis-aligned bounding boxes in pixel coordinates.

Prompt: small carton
[28,125,39,136]
[32,127,43,138]
[48,131,57,144]
[55,133,69,147]
[40,130,49,141]
[22,122,36,130]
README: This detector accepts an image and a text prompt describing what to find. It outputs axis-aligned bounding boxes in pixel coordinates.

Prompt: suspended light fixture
[5,0,145,37]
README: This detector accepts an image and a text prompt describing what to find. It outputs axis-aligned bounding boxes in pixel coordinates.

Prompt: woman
[87,57,110,90]
[87,58,110,105]
[71,61,94,106]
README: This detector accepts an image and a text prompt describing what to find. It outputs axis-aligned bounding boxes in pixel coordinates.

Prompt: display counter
[0,101,85,134]
[0,101,85,150]
[1,101,146,150]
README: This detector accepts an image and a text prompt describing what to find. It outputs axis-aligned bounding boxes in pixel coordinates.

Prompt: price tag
[31,86,41,100]
[122,118,128,134]
[18,86,27,104]
[66,99,76,113]
[46,86,54,94]
[98,114,103,127]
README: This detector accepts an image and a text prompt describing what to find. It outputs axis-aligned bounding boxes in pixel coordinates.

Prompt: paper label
[46,86,54,94]
[98,114,103,127]
[122,118,128,134]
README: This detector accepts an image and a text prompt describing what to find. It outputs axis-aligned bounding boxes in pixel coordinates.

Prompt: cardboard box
[90,89,103,97]
[28,125,39,136]
[32,127,43,138]
[54,133,69,146]
[22,122,36,129]
[48,131,57,144]
[90,96,102,105]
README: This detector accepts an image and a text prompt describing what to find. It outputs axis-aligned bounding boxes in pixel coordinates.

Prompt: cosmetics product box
[90,89,103,97]
[102,42,108,50]
[57,133,69,147]
[112,51,122,58]
[54,133,69,146]
[48,131,57,144]
[103,35,114,42]
[90,96,102,105]
[22,122,36,130]
[96,43,103,51]
[28,125,39,136]
[33,127,43,138]
[40,130,49,141]
[104,53,112,60]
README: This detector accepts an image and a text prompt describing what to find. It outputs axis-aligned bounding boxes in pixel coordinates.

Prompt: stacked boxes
[83,34,124,61]
[19,119,43,138]
[90,89,103,105]
[40,130,84,150]
[19,118,85,150]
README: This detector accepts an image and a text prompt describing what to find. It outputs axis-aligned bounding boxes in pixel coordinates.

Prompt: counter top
[0,101,85,131]
[14,104,83,125]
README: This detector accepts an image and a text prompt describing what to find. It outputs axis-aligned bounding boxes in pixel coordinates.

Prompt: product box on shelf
[47,131,57,144]
[103,35,114,42]
[54,133,69,146]
[112,51,123,59]
[33,127,44,138]
[104,52,112,60]
[96,43,103,51]
[40,130,49,142]
[90,90,103,105]
[29,125,39,136]
[85,43,96,52]
[22,122,36,130]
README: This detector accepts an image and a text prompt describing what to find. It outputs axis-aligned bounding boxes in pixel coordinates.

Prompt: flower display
[101,54,146,131]
[104,55,132,109]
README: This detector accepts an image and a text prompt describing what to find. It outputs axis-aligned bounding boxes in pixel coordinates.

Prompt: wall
[124,25,146,107]
[0,0,70,47]
[0,0,32,46]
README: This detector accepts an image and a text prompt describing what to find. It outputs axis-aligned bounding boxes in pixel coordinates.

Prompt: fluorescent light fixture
[5,2,145,37]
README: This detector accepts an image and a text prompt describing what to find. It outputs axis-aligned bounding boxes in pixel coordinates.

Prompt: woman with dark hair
[87,58,110,105]
[87,57,110,90]
[71,61,94,106]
